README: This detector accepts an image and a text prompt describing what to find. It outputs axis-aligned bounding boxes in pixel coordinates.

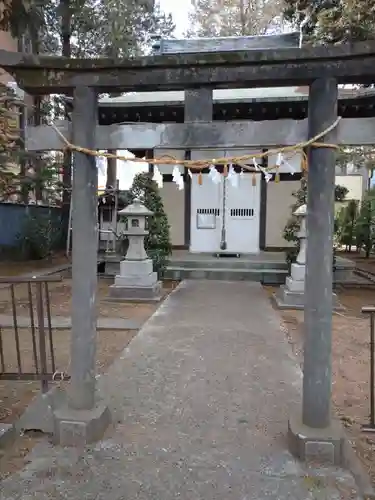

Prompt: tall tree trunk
[61,0,73,239]
[18,35,28,204]
[239,0,246,35]
[30,28,44,203]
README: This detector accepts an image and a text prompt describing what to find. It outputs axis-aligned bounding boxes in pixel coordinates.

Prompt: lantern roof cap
[118,197,153,216]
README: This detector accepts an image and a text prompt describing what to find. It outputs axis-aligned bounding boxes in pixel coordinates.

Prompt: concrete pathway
[0,314,142,330]
[1,281,361,499]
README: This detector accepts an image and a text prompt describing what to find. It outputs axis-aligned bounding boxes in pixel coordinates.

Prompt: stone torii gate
[2,39,375,461]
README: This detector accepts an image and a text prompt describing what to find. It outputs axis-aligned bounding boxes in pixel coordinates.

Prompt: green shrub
[16,212,62,260]
[355,195,375,258]
[283,178,348,265]
[335,200,358,252]
[127,173,172,277]
[283,177,307,261]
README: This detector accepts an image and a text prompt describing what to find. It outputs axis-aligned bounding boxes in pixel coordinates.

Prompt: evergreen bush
[127,172,172,277]
[355,191,375,257]
[16,212,63,260]
[283,179,348,267]
[335,200,358,252]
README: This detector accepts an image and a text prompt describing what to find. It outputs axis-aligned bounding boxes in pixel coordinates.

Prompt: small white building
[96,85,375,253]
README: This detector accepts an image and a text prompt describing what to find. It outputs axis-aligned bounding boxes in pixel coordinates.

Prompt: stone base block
[273,286,305,309]
[16,386,66,435]
[273,287,343,311]
[285,276,305,293]
[291,262,305,282]
[288,411,344,465]
[114,271,158,287]
[120,258,153,276]
[109,281,162,302]
[53,403,111,447]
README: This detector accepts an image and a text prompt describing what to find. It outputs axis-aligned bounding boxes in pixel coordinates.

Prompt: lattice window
[197,208,220,216]
[230,208,254,217]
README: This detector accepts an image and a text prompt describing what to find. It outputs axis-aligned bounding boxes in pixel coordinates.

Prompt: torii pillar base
[288,412,344,465]
[53,403,111,447]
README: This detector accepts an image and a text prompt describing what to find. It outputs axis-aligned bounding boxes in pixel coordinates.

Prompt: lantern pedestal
[108,198,162,302]
[109,258,162,301]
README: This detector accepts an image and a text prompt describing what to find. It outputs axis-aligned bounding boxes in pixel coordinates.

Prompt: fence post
[35,280,49,393]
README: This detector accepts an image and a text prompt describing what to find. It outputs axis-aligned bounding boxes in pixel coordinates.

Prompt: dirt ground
[339,250,375,276]
[0,253,70,277]
[266,285,375,485]
[0,278,176,320]
[0,252,163,322]
[0,278,178,424]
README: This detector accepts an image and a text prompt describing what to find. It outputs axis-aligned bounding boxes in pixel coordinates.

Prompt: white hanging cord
[277,152,296,175]
[153,165,163,188]
[284,157,296,175]
[172,166,184,190]
[253,157,272,183]
[208,164,222,184]
[227,164,239,188]
[276,152,283,168]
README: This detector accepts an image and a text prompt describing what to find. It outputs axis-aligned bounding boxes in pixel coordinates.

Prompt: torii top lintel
[1,40,375,95]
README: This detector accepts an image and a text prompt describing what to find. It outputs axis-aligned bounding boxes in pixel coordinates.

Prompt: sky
[159,0,192,36]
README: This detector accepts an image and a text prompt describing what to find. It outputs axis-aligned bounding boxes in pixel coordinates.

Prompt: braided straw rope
[51,116,341,172]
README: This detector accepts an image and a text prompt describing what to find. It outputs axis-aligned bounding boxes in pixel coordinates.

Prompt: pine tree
[187,0,283,37]
[128,173,172,278]
[283,177,307,252]
[356,190,375,257]
[283,178,348,264]
[282,0,375,44]
[336,199,358,252]
[0,0,175,208]
[0,84,24,199]
[315,0,375,44]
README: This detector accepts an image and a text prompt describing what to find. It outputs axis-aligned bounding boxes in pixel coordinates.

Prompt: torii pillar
[288,78,343,464]
[53,85,110,446]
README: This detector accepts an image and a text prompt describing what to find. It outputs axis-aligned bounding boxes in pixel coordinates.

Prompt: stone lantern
[274,204,307,309]
[109,198,161,301]
[274,204,341,310]
[288,203,307,291]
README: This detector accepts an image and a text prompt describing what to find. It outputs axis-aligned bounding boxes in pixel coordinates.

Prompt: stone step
[165,266,287,284]
[169,259,287,271]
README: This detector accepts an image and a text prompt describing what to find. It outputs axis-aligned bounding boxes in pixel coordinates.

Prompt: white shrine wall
[159,183,185,247]
[266,180,300,248]
[266,151,303,248]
